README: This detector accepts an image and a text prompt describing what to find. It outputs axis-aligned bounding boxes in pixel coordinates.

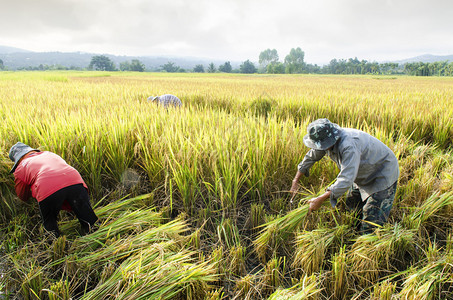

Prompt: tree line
[2,49,453,76]
[86,50,453,76]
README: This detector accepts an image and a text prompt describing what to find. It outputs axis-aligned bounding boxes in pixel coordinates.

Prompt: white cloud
[0,0,452,65]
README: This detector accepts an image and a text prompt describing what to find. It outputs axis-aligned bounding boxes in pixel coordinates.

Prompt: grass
[1,71,453,298]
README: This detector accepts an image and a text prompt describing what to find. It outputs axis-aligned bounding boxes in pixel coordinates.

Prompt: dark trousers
[38,184,98,237]
[345,181,397,234]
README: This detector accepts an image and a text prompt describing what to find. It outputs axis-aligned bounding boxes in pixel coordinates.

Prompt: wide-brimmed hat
[8,142,40,173]
[147,96,159,102]
[303,119,341,150]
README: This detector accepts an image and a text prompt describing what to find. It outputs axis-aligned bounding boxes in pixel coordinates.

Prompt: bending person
[9,142,98,238]
[290,119,399,234]
[147,94,182,107]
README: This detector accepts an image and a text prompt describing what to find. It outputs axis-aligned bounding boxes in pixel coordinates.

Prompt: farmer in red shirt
[9,142,98,238]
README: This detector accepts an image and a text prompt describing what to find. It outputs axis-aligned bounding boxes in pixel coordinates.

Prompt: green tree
[240,59,257,74]
[193,64,205,73]
[120,61,131,71]
[267,62,285,74]
[161,61,180,72]
[0,58,4,70]
[259,49,279,72]
[284,47,305,74]
[218,61,232,73]
[207,62,216,73]
[129,59,145,72]
[88,55,116,71]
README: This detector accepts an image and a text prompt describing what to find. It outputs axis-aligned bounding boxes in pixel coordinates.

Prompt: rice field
[0,71,453,299]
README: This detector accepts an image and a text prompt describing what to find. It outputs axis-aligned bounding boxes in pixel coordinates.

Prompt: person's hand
[289,179,299,207]
[308,196,324,214]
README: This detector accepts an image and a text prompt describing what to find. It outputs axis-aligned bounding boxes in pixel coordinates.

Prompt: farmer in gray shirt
[147,94,182,107]
[290,118,399,233]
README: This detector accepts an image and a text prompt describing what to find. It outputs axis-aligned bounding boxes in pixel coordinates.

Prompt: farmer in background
[147,94,182,107]
[290,119,399,234]
[9,142,98,238]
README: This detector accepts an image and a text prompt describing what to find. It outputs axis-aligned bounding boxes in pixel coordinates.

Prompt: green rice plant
[216,218,241,250]
[268,274,322,300]
[348,223,417,288]
[398,254,453,300]
[49,235,67,262]
[209,246,225,279]
[402,191,453,231]
[20,266,44,300]
[166,146,200,215]
[2,72,453,298]
[45,279,70,300]
[60,193,158,237]
[187,227,201,250]
[270,197,286,214]
[234,274,258,299]
[263,257,286,295]
[253,204,309,263]
[82,242,218,300]
[99,261,118,284]
[228,245,246,277]
[103,122,136,184]
[249,203,265,232]
[292,225,350,276]
[1,214,31,252]
[369,279,396,300]
[439,164,453,193]
[205,289,224,300]
[330,246,349,300]
[73,218,187,268]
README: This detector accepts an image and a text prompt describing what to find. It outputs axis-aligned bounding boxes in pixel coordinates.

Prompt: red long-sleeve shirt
[13,151,87,210]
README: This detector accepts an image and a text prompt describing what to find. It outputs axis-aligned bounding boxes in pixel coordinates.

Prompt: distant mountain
[1,45,452,70]
[0,45,31,54]
[0,45,239,70]
[393,54,453,64]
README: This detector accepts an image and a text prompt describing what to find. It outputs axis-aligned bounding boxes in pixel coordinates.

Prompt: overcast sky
[1,0,452,65]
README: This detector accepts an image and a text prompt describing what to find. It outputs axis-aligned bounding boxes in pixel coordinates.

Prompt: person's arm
[15,178,32,202]
[308,190,331,213]
[326,146,360,206]
[290,149,327,202]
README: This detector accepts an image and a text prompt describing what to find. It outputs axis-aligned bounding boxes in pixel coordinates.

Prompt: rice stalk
[253,204,309,262]
[209,246,225,281]
[398,254,453,300]
[216,218,241,250]
[249,203,265,232]
[20,266,44,300]
[267,274,322,300]
[369,279,396,300]
[292,225,350,275]
[45,279,70,300]
[82,242,218,300]
[72,218,187,268]
[403,191,453,231]
[228,245,246,277]
[348,223,417,288]
[263,257,286,294]
[331,246,349,299]
[234,274,258,300]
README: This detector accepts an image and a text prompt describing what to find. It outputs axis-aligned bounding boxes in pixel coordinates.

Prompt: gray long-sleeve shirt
[298,128,399,207]
[156,94,182,107]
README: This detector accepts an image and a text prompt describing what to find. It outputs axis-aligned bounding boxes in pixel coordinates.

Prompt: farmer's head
[147,96,159,103]
[303,119,341,150]
[8,142,40,173]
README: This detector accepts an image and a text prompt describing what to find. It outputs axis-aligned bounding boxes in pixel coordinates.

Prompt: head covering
[303,118,341,150]
[147,96,159,102]
[8,142,40,173]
